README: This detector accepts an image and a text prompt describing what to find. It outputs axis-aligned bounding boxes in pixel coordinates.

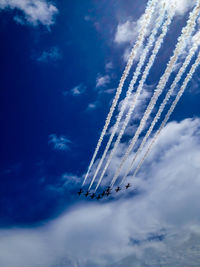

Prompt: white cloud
[87,102,98,111]
[96,74,110,88]
[86,76,113,111]
[69,84,86,96]
[103,88,115,94]
[114,20,140,45]
[37,47,61,62]
[48,134,71,151]
[0,0,58,26]
[1,118,200,266]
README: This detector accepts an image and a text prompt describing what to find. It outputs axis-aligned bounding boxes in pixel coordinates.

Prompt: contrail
[82,0,158,187]
[133,51,200,178]
[87,4,167,191]
[110,1,200,188]
[94,7,175,191]
[120,40,200,185]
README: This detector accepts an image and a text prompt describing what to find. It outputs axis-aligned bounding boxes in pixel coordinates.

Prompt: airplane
[125,183,131,189]
[101,191,106,197]
[90,193,96,199]
[106,191,111,197]
[85,191,90,197]
[105,186,111,193]
[96,194,101,200]
[115,186,121,192]
[77,188,83,196]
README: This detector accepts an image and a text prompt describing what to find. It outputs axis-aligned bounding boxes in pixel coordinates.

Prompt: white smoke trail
[87,4,167,191]
[82,0,158,187]
[94,8,175,191]
[120,40,200,186]
[133,51,200,178]
[110,1,200,188]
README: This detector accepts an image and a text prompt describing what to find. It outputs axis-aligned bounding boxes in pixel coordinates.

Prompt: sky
[0,0,200,266]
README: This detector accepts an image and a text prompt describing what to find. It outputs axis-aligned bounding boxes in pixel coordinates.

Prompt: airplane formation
[77,183,131,200]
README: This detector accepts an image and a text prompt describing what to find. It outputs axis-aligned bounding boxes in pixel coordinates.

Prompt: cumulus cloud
[48,134,71,151]
[37,47,61,62]
[114,20,140,45]
[0,0,58,26]
[1,118,200,266]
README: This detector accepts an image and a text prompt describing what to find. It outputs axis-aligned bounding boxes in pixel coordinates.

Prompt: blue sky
[0,0,200,266]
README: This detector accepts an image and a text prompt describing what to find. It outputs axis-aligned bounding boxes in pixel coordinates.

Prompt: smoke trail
[87,4,166,191]
[110,1,200,188]
[82,0,158,187]
[120,40,199,185]
[94,8,175,191]
[133,51,200,178]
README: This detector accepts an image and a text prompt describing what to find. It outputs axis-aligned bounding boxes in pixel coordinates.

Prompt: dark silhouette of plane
[90,193,96,199]
[85,191,90,197]
[105,186,111,194]
[115,186,121,192]
[77,188,83,196]
[101,191,106,197]
[106,191,111,196]
[125,183,131,189]
[96,194,101,200]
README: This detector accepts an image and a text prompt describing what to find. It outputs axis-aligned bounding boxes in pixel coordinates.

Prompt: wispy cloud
[96,74,110,88]
[87,102,98,111]
[37,47,61,62]
[86,75,112,111]
[105,62,113,71]
[0,0,58,27]
[63,84,86,96]
[48,134,71,151]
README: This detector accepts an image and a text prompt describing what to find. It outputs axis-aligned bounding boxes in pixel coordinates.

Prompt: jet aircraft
[125,183,131,189]
[105,186,111,194]
[85,191,90,197]
[115,186,121,192]
[101,191,106,197]
[77,188,83,196]
[96,194,101,200]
